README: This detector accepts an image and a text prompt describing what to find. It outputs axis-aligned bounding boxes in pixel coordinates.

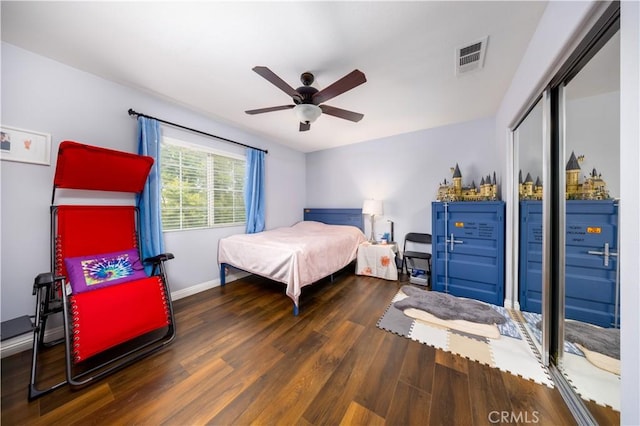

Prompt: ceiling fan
[245,66,367,132]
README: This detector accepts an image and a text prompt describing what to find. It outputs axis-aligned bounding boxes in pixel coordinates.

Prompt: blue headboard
[303,208,364,233]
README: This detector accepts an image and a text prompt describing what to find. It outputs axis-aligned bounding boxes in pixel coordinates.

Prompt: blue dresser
[519,200,619,327]
[431,201,505,305]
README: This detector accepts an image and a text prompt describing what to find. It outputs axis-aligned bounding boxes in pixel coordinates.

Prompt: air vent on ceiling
[456,36,488,75]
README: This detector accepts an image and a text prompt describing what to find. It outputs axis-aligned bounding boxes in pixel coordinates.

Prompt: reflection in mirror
[561,31,620,412]
[514,100,547,364]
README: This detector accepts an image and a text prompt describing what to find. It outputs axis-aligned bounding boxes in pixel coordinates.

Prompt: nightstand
[356,241,398,281]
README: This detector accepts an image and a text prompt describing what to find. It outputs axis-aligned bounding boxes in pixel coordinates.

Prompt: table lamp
[362,199,383,243]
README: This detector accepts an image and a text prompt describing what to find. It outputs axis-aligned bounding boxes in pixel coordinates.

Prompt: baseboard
[1,272,250,359]
[170,280,219,301]
[170,271,249,300]
[1,325,64,359]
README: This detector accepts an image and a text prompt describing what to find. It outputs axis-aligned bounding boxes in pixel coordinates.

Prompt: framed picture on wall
[0,125,51,166]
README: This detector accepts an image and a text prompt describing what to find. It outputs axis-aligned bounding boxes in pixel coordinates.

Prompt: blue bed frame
[302,208,364,232]
[220,208,363,315]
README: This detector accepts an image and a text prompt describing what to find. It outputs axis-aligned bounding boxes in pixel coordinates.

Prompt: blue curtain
[244,148,265,234]
[136,117,165,274]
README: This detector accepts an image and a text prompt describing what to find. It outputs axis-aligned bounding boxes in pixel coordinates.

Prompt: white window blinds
[160,138,246,231]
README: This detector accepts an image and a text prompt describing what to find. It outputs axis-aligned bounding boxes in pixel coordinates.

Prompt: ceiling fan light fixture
[248,67,366,130]
[293,104,322,123]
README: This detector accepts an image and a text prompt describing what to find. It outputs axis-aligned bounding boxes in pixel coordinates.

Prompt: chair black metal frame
[400,232,432,282]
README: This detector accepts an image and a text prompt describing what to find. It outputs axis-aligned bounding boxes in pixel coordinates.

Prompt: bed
[218,208,366,315]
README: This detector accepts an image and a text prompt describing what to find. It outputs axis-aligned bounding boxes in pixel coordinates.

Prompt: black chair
[401,233,432,281]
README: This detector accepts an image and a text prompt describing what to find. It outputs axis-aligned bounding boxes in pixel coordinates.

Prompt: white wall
[306,116,496,247]
[0,42,306,322]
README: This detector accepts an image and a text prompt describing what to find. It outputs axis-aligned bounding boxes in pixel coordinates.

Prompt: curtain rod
[128,108,268,154]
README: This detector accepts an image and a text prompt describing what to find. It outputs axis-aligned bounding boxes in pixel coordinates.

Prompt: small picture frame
[0,125,51,166]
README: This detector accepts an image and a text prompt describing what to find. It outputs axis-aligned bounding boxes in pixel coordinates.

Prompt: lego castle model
[519,151,610,200]
[436,164,499,202]
[519,171,543,200]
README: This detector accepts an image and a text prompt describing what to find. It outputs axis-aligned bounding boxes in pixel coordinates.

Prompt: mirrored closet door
[513,99,547,362]
[511,3,621,421]
[558,29,620,412]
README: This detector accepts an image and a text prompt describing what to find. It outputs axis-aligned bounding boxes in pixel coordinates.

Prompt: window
[160,137,246,231]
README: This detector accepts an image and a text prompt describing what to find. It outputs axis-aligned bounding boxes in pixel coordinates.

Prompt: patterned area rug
[377,288,553,387]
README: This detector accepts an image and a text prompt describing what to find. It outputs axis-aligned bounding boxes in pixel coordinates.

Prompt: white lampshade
[362,199,383,216]
[293,104,322,123]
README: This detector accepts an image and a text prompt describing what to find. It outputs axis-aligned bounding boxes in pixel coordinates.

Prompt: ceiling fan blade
[299,122,311,132]
[245,105,294,115]
[252,66,302,101]
[319,105,364,122]
[312,70,367,104]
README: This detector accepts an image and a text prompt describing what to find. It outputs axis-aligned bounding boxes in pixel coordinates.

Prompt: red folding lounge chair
[29,141,176,400]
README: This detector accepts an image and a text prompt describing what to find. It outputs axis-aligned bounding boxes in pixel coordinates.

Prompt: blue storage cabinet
[431,201,505,306]
[519,200,619,327]
[518,201,543,314]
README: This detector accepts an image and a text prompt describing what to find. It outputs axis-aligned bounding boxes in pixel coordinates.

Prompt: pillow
[293,220,327,231]
[64,248,147,294]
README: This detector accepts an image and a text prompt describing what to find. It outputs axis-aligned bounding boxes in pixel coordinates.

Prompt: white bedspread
[218,221,366,306]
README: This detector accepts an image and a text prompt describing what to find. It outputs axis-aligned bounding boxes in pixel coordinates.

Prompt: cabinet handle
[446,233,463,251]
[587,242,618,267]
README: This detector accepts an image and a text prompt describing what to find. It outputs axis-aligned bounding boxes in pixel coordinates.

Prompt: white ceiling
[1,1,548,153]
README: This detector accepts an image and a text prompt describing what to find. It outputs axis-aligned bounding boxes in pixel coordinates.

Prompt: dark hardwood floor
[2,270,620,425]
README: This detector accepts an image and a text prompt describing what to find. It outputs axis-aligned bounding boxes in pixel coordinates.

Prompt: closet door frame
[508,2,620,422]
[547,0,620,366]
